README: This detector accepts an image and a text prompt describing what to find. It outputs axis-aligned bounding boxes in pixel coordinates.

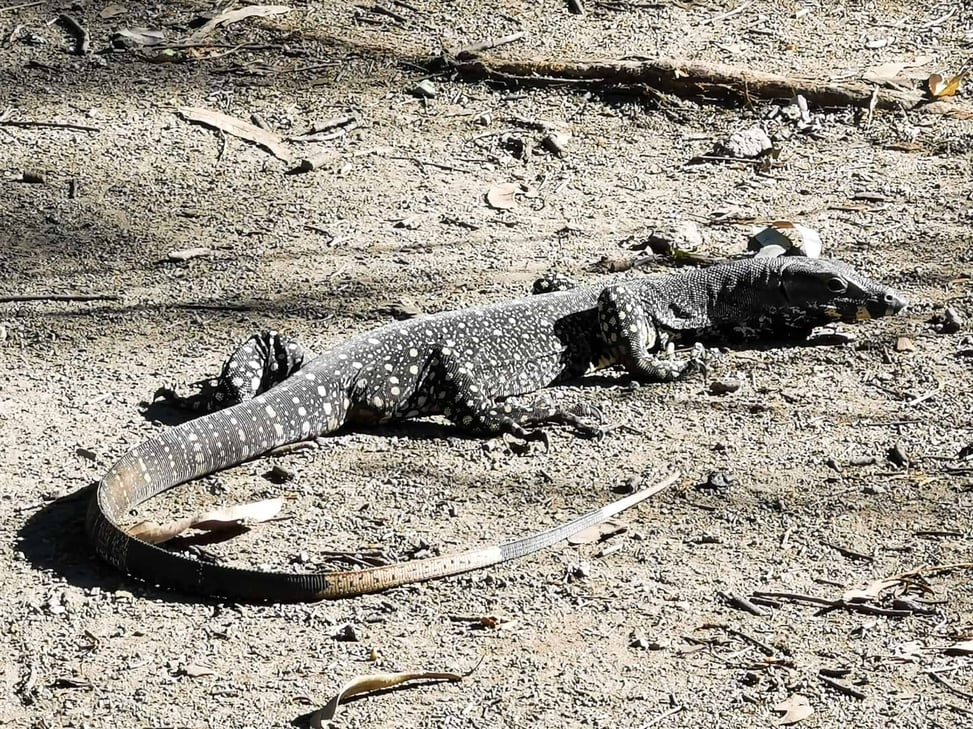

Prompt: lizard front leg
[597,284,711,382]
[157,330,315,411]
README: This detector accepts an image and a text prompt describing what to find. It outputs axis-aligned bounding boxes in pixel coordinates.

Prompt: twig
[567,0,585,15]
[822,540,874,562]
[388,155,472,173]
[750,591,834,607]
[0,119,100,132]
[0,0,43,12]
[819,673,866,700]
[0,293,119,303]
[57,13,89,55]
[717,590,770,617]
[700,0,751,25]
[639,705,684,729]
[450,31,525,59]
[927,669,973,700]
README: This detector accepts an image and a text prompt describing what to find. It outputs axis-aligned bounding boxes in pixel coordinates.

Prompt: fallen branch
[0,119,100,132]
[0,293,119,303]
[447,55,973,116]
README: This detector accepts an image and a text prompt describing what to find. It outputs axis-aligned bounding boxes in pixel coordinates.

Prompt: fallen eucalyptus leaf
[310,665,477,725]
[928,72,964,98]
[189,5,291,41]
[127,497,283,544]
[178,107,292,162]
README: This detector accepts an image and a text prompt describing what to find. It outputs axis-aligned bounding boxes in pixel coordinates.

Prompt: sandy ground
[2,1,973,727]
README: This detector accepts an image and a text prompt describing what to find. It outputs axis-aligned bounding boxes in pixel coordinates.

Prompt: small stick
[451,31,526,59]
[567,0,585,15]
[717,591,770,617]
[388,155,472,173]
[0,119,100,132]
[0,293,119,303]
[822,540,874,562]
[927,669,973,701]
[700,0,752,25]
[57,13,89,54]
[0,0,43,12]
[750,591,834,607]
[639,705,684,729]
[819,673,866,700]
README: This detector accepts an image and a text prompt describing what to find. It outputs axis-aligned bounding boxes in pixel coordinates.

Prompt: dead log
[450,55,971,116]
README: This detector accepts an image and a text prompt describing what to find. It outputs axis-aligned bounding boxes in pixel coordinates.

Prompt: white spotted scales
[87,257,906,601]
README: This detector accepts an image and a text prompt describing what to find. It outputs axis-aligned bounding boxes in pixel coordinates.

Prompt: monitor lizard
[86,256,906,601]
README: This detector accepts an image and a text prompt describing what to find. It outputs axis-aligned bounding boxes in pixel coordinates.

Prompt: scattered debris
[0,293,120,303]
[126,497,284,544]
[19,170,44,183]
[749,222,823,258]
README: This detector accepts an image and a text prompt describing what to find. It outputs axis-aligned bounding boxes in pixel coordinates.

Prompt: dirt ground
[2,1,973,727]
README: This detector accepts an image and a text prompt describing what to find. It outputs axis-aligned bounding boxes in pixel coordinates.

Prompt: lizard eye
[826,277,847,293]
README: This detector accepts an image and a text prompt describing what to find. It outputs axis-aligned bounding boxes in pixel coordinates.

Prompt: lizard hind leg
[156,331,316,412]
[427,348,604,445]
[597,285,712,382]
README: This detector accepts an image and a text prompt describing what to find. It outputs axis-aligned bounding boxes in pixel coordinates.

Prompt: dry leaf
[189,5,291,41]
[928,72,964,98]
[567,518,627,545]
[842,577,900,603]
[127,497,283,544]
[774,693,813,725]
[749,222,822,258]
[110,28,168,48]
[310,667,473,726]
[178,107,292,162]
[486,182,519,209]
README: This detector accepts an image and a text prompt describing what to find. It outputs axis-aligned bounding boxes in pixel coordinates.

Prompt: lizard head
[770,257,907,328]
